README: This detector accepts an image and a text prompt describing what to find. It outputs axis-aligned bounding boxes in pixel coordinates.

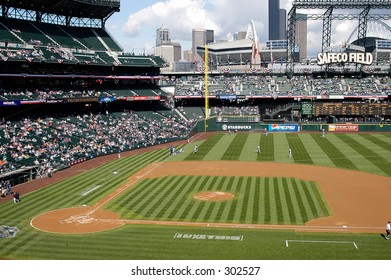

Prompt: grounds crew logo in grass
[0,225,19,239]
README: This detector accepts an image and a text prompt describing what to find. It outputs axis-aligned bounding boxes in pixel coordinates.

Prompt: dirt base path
[31,161,391,234]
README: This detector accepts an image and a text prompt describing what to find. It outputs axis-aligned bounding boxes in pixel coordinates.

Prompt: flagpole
[204,45,209,132]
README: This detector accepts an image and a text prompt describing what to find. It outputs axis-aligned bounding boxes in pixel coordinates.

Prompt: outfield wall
[196,118,391,132]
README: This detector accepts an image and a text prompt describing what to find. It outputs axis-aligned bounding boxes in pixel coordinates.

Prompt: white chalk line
[286,239,358,249]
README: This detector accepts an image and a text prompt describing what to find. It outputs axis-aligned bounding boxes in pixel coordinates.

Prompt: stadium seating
[0,110,193,172]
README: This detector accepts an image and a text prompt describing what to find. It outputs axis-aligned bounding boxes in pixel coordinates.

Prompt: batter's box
[59,214,95,224]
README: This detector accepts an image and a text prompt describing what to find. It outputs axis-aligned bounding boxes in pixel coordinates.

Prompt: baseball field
[1,132,391,260]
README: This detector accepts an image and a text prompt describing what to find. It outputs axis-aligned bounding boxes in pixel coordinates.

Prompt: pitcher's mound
[193,191,235,202]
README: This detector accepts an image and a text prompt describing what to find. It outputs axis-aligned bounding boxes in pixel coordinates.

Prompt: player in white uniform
[256,145,261,154]
[321,128,326,139]
[288,148,292,158]
[386,221,391,240]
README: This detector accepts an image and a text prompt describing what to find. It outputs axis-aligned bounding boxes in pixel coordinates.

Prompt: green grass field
[0,132,391,260]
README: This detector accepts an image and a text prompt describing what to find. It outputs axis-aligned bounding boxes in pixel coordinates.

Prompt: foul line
[285,240,358,250]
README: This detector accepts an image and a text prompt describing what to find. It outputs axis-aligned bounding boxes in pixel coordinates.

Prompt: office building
[192,29,214,62]
[269,0,286,40]
[269,0,280,40]
[295,13,308,62]
[156,26,171,46]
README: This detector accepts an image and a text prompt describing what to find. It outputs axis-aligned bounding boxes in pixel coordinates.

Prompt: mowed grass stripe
[299,180,318,220]
[164,176,198,220]
[184,133,224,161]
[197,176,221,221]
[213,176,235,221]
[183,176,213,221]
[282,178,296,224]
[336,134,391,176]
[220,177,239,222]
[309,134,358,171]
[237,177,253,223]
[309,181,331,217]
[356,134,391,158]
[115,177,168,219]
[221,133,249,160]
[274,178,284,224]
[207,176,229,221]
[226,177,243,222]
[202,134,235,161]
[170,177,204,221]
[239,133,261,161]
[291,178,308,223]
[358,134,391,152]
[148,176,188,219]
[286,134,314,165]
[178,176,209,220]
[143,176,184,219]
[264,177,271,223]
[192,176,219,222]
[243,177,256,223]
[252,177,261,223]
[258,134,275,161]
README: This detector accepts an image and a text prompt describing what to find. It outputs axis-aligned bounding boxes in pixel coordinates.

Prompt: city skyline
[105,0,391,57]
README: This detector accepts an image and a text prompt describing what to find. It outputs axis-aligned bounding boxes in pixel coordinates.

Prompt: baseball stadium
[1,0,391,261]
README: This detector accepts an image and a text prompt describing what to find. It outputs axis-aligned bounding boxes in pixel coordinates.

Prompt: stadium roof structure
[0,0,120,19]
[197,39,254,67]
[196,20,261,68]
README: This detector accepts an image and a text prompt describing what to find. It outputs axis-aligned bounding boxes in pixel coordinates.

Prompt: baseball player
[321,128,326,139]
[194,145,199,154]
[386,221,391,240]
[288,148,292,158]
[264,128,268,136]
[256,145,261,154]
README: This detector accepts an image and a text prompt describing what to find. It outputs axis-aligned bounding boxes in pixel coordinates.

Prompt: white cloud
[115,0,391,56]
[122,0,218,41]
[121,0,269,49]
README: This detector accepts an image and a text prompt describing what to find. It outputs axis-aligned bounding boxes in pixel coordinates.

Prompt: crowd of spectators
[210,106,259,116]
[172,75,391,98]
[0,110,193,179]
[0,88,106,101]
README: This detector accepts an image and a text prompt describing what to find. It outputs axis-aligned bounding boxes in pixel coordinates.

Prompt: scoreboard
[312,103,391,116]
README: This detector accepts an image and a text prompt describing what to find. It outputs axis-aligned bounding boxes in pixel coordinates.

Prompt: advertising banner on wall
[268,124,300,132]
[221,124,252,131]
[328,124,359,132]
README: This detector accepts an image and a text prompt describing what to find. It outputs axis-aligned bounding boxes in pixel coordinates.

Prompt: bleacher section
[0,110,193,172]
[0,17,165,68]
[173,75,391,98]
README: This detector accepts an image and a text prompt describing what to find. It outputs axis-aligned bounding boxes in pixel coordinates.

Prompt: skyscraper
[155,26,182,69]
[295,13,308,62]
[269,0,286,40]
[269,0,280,40]
[156,26,171,46]
[279,9,287,40]
[192,29,214,62]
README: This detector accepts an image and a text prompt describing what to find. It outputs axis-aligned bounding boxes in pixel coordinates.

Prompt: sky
[105,0,391,58]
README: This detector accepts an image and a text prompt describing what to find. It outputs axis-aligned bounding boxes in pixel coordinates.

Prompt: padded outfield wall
[195,117,391,132]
